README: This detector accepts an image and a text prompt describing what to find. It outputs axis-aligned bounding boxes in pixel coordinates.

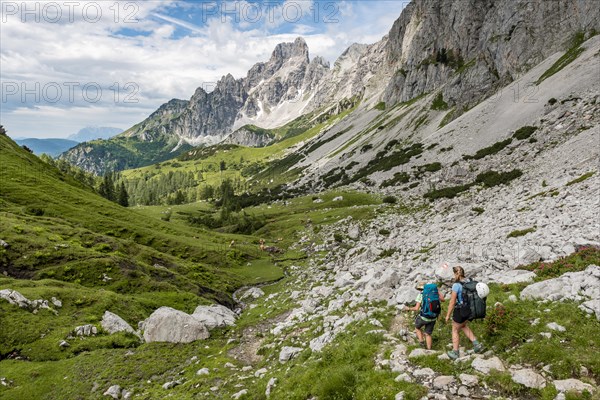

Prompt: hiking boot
[473,341,484,353]
[419,341,426,349]
[447,350,459,360]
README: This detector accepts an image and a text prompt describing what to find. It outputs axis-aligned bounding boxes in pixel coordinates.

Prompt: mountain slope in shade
[15,138,79,157]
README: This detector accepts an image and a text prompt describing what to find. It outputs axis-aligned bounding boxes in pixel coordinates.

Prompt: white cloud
[0,0,407,138]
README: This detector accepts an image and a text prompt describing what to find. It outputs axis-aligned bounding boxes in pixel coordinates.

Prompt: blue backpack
[420,283,441,319]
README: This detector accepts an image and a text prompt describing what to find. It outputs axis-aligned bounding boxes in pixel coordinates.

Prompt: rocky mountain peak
[270,37,310,64]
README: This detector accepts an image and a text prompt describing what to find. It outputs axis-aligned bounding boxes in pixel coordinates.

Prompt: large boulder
[101,311,136,335]
[0,289,31,308]
[141,307,209,343]
[192,304,236,329]
[553,379,594,394]
[520,265,600,301]
[471,356,505,374]
[511,368,546,389]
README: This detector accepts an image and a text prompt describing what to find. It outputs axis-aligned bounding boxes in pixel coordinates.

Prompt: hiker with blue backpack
[445,265,489,360]
[405,282,445,350]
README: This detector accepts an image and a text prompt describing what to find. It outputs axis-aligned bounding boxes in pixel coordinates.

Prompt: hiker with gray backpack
[445,265,489,360]
[404,281,445,350]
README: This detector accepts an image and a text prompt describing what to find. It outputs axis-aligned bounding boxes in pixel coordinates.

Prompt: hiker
[445,265,484,359]
[405,281,445,349]
[259,239,265,251]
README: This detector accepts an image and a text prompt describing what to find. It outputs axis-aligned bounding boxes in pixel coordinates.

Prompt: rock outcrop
[141,307,210,343]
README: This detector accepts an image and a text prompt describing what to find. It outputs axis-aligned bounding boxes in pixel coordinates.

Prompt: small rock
[232,389,247,399]
[412,367,435,377]
[395,373,413,383]
[471,356,505,374]
[553,378,594,393]
[433,376,455,389]
[122,389,132,399]
[508,294,518,302]
[279,346,303,363]
[196,368,210,376]
[162,380,181,390]
[457,386,470,397]
[103,385,121,399]
[408,348,440,358]
[51,297,62,308]
[265,377,277,398]
[395,392,405,400]
[59,340,70,348]
[546,322,566,332]
[255,368,268,378]
[332,196,344,202]
[540,332,552,338]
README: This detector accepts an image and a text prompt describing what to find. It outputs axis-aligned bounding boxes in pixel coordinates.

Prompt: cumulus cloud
[0,0,407,138]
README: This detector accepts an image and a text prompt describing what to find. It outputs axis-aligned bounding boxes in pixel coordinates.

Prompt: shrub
[431,92,449,111]
[374,102,386,111]
[424,183,473,200]
[463,138,512,160]
[319,366,357,400]
[513,126,538,140]
[382,196,397,204]
[507,227,536,238]
[381,172,410,188]
[333,232,344,243]
[475,169,523,187]
[379,229,390,236]
[360,144,373,153]
[472,207,485,215]
[566,171,595,186]
[548,98,558,105]
[520,247,600,279]
[419,162,442,172]
[378,248,397,258]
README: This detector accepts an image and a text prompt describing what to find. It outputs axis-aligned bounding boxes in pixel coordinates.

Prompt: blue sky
[0,0,408,138]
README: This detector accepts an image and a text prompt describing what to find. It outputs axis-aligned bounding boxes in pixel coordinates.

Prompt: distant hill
[14,138,79,157]
[67,126,123,142]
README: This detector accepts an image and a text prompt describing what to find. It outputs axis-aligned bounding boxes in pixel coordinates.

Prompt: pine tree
[118,182,129,207]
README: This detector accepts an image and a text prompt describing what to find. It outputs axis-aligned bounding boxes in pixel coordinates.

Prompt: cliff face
[62,0,600,174]
[382,0,600,111]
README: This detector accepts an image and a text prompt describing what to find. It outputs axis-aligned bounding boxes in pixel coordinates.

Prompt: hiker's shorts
[453,307,471,324]
[415,315,436,335]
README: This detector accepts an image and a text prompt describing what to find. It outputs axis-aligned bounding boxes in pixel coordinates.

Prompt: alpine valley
[1,1,600,399]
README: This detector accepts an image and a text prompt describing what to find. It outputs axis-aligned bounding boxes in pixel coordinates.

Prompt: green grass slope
[0,132,283,363]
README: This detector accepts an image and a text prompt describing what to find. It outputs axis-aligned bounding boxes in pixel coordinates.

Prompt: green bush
[548,98,558,105]
[424,183,473,200]
[464,138,512,160]
[378,229,390,236]
[381,172,410,188]
[374,102,386,111]
[519,247,600,279]
[475,169,523,187]
[319,366,358,400]
[472,207,485,214]
[333,232,344,243]
[566,171,595,186]
[507,227,536,238]
[431,92,449,111]
[513,126,538,140]
[382,196,397,204]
